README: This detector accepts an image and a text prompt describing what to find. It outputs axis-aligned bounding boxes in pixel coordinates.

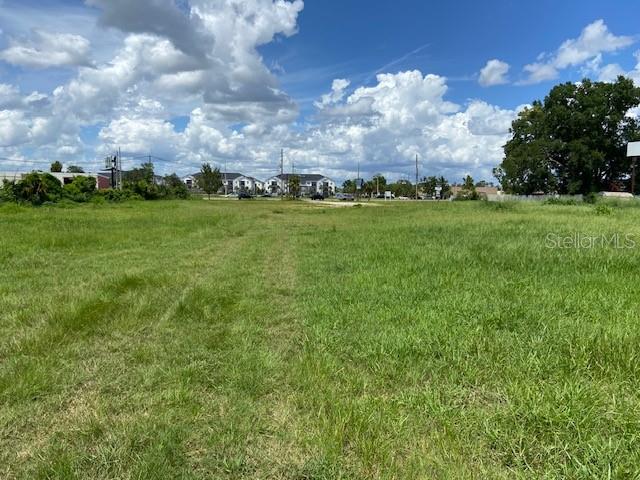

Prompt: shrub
[98,189,143,202]
[584,192,598,204]
[482,200,516,211]
[594,203,613,216]
[125,179,160,200]
[161,174,190,199]
[544,197,577,206]
[63,176,97,202]
[12,172,63,205]
[90,195,106,205]
[0,180,17,203]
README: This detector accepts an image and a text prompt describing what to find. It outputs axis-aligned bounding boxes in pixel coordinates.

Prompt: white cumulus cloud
[479,59,510,87]
[0,30,92,68]
[315,79,351,108]
[520,20,635,84]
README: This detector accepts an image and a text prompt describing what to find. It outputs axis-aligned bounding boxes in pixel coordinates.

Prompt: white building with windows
[263,174,335,196]
[217,173,263,193]
[183,172,264,194]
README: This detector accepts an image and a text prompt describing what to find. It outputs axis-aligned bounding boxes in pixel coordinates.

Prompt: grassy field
[1,198,640,479]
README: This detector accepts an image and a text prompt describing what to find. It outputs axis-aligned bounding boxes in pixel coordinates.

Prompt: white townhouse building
[221,173,264,194]
[181,174,198,189]
[264,174,336,196]
[182,172,264,194]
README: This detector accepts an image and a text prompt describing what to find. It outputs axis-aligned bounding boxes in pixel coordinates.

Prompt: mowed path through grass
[1,200,640,478]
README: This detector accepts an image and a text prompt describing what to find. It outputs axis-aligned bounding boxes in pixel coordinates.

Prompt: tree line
[342,174,452,198]
[341,174,491,200]
[0,162,190,205]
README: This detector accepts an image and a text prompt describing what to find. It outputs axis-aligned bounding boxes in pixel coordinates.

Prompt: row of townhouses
[182,172,336,196]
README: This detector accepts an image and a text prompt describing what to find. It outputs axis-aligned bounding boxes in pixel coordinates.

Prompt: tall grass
[1,200,639,478]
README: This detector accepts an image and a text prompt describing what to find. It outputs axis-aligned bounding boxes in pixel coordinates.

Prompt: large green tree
[438,176,451,199]
[163,173,190,199]
[123,162,158,199]
[421,176,438,196]
[495,77,640,195]
[390,180,414,197]
[197,163,222,199]
[342,180,356,194]
[372,174,387,195]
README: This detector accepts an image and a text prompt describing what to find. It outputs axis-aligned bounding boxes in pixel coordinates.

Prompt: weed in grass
[544,197,578,206]
[594,203,614,215]
[481,200,517,211]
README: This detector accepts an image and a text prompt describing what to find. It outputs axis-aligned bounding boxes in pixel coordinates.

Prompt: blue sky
[265,0,639,112]
[0,0,639,182]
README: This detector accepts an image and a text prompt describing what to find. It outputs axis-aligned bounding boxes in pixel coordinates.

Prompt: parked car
[310,193,325,200]
[336,193,355,201]
[238,192,254,199]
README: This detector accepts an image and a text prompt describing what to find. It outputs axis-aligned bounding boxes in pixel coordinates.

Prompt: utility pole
[111,154,117,189]
[415,154,419,200]
[356,160,360,201]
[280,148,284,198]
[224,160,228,195]
[118,147,122,190]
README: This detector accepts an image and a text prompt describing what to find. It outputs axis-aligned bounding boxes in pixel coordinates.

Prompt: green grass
[1,199,640,479]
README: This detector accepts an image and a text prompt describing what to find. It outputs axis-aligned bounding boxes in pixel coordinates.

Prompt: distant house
[231,174,263,194]
[182,174,198,189]
[264,174,336,196]
[96,174,112,190]
[182,172,264,194]
[450,185,499,198]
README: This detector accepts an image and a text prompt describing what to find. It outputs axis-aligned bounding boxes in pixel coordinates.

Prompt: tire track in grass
[243,227,310,478]
[164,214,310,478]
